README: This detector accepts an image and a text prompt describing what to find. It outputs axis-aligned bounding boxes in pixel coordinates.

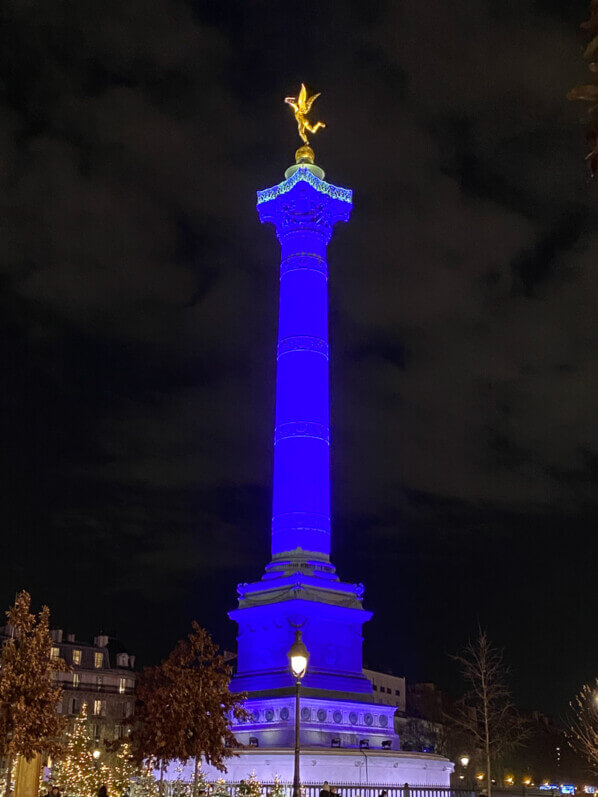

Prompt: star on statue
[284,83,326,145]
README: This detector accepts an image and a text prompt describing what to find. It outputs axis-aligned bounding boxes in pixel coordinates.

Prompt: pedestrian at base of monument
[379,790,388,797]
[319,782,330,797]
[97,785,109,797]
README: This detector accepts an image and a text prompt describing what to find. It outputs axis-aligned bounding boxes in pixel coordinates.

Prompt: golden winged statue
[284,83,326,145]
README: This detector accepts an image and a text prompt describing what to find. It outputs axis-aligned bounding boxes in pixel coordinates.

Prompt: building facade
[49,630,136,743]
[363,669,406,713]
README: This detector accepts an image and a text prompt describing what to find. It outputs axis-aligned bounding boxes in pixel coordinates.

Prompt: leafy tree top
[568,0,598,175]
[0,590,68,760]
[132,622,248,771]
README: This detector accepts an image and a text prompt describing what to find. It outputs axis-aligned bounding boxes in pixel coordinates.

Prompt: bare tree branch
[450,630,530,797]
[567,677,598,773]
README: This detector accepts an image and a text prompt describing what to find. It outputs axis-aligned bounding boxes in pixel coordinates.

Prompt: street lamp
[458,755,470,788]
[288,629,309,797]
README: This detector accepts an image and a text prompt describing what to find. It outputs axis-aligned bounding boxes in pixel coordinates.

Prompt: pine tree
[106,741,139,797]
[270,775,284,797]
[212,779,229,797]
[131,769,159,797]
[169,762,192,797]
[51,704,101,797]
[0,591,68,797]
[238,772,261,797]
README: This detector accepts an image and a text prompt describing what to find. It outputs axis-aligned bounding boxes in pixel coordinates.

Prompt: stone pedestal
[166,749,453,787]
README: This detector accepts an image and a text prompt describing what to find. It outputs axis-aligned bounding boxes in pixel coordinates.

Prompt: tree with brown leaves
[567,677,598,773]
[451,630,529,797]
[568,0,598,175]
[132,622,248,796]
[0,591,68,797]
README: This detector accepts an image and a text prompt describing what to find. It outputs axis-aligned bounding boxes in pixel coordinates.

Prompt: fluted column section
[257,170,352,565]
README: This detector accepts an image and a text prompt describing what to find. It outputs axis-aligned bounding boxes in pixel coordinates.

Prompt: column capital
[257,167,352,237]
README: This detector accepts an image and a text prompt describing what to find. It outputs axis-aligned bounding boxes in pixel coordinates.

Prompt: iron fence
[160,785,477,797]
[155,781,559,797]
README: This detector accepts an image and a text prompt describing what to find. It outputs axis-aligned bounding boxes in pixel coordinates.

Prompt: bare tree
[451,630,529,797]
[567,677,598,773]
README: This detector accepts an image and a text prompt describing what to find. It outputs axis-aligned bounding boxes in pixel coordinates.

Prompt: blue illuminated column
[257,167,352,566]
[230,164,373,700]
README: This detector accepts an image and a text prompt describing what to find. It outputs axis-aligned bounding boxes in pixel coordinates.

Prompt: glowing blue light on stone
[256,166,353,205]
[229,165,376,706]
[257,169,352,562]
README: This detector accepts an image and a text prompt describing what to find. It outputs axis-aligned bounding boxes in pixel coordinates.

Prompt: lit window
[50,647,60,660]
[73,673,80,688]
[119,677,126,694]
[72,649,82,665]
[93,700,103,716]
[94,652,103,669]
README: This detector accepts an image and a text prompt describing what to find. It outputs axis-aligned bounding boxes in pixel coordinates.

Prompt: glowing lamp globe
[460,756,470,767]
[288,629,309,679]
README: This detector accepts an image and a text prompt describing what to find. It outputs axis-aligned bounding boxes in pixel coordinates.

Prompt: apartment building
[50,629,136,743]
[363,667,407,712]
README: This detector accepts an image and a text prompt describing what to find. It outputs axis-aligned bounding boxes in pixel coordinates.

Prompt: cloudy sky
[1,0,596,716]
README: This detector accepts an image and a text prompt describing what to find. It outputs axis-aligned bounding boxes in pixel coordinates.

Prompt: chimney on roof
[94,634,109,648]
[66,633,75,643]
[50,629,63,643]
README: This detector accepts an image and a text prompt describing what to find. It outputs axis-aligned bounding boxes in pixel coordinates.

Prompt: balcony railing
[61,683,135,696]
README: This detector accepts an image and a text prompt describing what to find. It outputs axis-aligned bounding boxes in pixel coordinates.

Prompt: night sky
[2,0,597,720]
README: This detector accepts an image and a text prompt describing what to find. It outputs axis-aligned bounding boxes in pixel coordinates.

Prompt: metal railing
[62,684,135,695]
[160,785,476,797]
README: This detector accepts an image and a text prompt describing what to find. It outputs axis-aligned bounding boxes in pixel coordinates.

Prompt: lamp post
[288,629,309,797]
[458,755,470,789]
[92,748,101,776]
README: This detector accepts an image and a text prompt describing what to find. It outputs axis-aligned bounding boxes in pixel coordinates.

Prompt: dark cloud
[1,0,596,715]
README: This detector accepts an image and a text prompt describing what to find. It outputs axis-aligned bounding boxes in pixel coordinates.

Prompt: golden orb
[295,145,315,164]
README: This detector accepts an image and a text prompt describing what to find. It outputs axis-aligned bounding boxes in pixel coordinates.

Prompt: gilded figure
[285,83,326,144]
